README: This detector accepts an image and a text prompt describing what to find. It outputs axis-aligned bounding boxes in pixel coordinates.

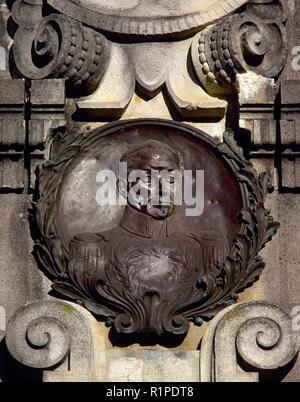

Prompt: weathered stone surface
[4,298,200,382]
[191,2,288,95]
[0,195,35,320]
[77,44,135,118]
[0,158,25,189]
[238,72,277,150]
[0,2,11,78]
[0,79,25,148]
[279,80,300,190]
[5,300,97,381]
[29,79,66,147]
[0,0,300,384]
[104,350,200,382]
[0,305,5,343]
[12,5,110,95]
[201,301,299,382]
[47,0,248,36]
[78,39,227,119]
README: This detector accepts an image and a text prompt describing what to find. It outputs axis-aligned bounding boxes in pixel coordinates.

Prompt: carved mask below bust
[34,120,279,342]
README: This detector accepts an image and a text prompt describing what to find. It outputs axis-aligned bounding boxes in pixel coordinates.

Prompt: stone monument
[0,0,299,382]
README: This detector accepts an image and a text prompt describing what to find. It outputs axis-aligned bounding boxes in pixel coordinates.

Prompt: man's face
[126,148,181,220]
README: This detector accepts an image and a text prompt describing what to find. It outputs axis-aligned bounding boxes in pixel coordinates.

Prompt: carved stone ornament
[14,0,249,38]
[191,0,288,94]
[5,300,96,380]
[33,120,279,339]
[9,0,289,106]
[11,0,110,94]
[201,301,299,382]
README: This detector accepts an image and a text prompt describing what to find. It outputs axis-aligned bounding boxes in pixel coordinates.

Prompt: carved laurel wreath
[32,120,279,333]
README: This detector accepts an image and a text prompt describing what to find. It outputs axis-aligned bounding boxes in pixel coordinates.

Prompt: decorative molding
[280,80,300,146]
[12,2,110,95]
[277,0,300,192]
[279,81,300,190]
[201,301,299,382]
[0,78,66,191]
[10,1,228,117]
[32,120,279,339]
[237,72,277,155]
[9,0,290,118]
[0,79,26,190]
[29,79,66,146]
[191,1,288,95]
[281,151,300,190]
[0,79,25,148]
[5,300,94,378]
[28,79,66,190]
[78,40,227,119]
[47,0,248,37]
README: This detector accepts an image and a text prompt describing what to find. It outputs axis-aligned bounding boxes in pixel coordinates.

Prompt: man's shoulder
[168,228,226,242]
[72,225,137,243]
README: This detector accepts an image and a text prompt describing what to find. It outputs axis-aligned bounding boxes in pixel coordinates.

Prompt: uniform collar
[120,206,178,239]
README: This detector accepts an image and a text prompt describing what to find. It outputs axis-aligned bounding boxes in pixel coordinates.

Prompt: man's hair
[121,140,184,172]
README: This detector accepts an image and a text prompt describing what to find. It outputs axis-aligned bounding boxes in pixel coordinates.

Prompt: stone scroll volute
[201,302,299,382]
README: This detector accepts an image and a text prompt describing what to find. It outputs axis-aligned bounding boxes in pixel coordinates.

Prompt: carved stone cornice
[47,0,248,37]
[9,0,290,118]
[201,301,299,382]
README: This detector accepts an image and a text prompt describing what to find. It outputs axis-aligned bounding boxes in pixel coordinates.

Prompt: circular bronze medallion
[34,120,278,341]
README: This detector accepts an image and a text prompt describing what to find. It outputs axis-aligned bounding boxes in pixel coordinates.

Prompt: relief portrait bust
[65,139,228,337]
[33,120,278,342]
